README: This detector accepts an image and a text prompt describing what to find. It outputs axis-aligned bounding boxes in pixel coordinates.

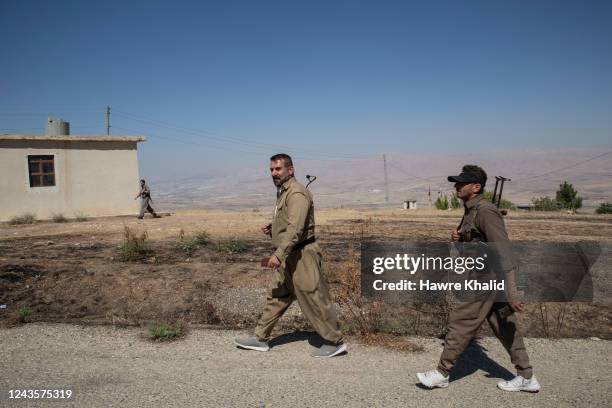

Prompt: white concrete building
[403,200,417,210]
[0,135,145,221]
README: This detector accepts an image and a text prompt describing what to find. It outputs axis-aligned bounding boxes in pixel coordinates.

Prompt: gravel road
[1,323,609,407]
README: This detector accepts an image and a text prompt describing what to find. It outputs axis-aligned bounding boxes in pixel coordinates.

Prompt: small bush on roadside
[120,226,151,261]
[192,231,210,246]
[52,213,68,223]
[596,203,612,214]
[215,239,248,254]
[175,229,210,255]
[538,303,567,339]
[18,306,33,323]
[8,213,36,225]
[147,320,188,342]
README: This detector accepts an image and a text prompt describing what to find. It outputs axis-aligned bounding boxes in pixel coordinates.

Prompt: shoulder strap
[471,202,486,240]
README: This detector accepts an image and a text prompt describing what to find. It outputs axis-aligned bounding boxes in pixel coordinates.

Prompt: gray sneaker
[311,342,347,358]
[234,335,270,352]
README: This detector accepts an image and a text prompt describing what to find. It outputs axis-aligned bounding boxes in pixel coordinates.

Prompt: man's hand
[451,229,461,241]
[261,223,272,236]
[266,254,281,269]
[509,300,525,312]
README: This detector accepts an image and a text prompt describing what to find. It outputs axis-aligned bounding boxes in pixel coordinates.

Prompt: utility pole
[105,105,111,136]
[492,176,511,208]
[383,154,389,203]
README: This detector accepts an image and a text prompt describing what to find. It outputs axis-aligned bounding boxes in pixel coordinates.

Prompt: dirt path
[1,323,609,407]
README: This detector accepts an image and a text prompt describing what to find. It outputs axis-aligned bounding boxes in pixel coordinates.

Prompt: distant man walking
[417,165,540,392]
[134,179,159,219]
[235,154,346,357]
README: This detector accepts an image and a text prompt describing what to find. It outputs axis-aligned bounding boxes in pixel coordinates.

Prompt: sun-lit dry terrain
[1,208,611,339]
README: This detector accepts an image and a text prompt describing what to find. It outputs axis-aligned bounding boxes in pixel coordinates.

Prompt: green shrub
[120,226,151,261]
[52,213,68,223]
[192,231,210,246]
[18,306,33,323]
[8,213,36,225]
[450,194,461,209]
[532,196,561,211]
[596,203,612,214]
[215,239,248,254]
[435,195,449,210]
[556,181,583,210]
[148,321,187,342]
[175,229,210,255]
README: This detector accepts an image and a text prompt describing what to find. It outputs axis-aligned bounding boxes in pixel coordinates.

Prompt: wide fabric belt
[292,236,316,252]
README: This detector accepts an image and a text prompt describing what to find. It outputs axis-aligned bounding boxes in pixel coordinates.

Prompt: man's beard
[456,189,468,200]
[273,177,282,186]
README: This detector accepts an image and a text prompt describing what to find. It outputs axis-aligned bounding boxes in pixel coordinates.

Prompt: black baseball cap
[447,171,483,184]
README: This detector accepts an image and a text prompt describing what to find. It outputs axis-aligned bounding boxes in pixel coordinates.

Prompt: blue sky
[1,0,611,180]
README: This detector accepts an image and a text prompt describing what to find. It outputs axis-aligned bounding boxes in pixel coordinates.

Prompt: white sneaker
[416,369,449,389]
[497,375,541,392]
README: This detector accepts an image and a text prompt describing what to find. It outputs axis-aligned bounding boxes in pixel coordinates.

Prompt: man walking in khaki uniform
[134,179,159,219]
[417,165,540,392]
[235,154,346,357]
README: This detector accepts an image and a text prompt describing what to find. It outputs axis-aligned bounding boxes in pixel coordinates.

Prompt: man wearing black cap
[417,165,540,393]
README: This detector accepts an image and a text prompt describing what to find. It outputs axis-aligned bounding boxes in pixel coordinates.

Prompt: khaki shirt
[459,194,515,272]
[458,194,518,300]
[138,185,151,199]
[272,177,315,263]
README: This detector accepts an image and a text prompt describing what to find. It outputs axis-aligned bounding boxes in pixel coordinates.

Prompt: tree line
[433,181,611,214]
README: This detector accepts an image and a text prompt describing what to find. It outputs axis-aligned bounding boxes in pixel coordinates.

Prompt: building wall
[0,139,141,221]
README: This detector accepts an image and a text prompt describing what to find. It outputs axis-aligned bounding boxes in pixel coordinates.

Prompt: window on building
[28,155,55,187]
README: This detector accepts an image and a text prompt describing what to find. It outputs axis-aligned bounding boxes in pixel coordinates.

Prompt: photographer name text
[372,279,505,291]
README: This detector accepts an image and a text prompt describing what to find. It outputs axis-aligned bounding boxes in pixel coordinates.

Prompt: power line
[115,124,354,161]
[113,109,364,160]
[513,151,612,181]
[386,162,447,183]
[113,125,272,157]
[387,151,612,185]
[0,108,101,114]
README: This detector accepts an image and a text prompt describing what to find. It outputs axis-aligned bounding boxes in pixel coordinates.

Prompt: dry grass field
[1,208,611,341]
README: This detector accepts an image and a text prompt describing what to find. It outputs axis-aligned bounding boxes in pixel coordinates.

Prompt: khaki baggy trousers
[438,291,533,379]
[254,242,343,344]
[139,197,155,217]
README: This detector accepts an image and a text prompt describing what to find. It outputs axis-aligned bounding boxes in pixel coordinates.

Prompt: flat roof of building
[0,134,146,142]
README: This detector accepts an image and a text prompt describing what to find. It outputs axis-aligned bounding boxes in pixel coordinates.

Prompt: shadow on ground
[415,339,515,389]
[267,330,348,356]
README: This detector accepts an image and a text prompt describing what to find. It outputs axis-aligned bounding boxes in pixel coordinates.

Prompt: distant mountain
[153,147,612,211]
